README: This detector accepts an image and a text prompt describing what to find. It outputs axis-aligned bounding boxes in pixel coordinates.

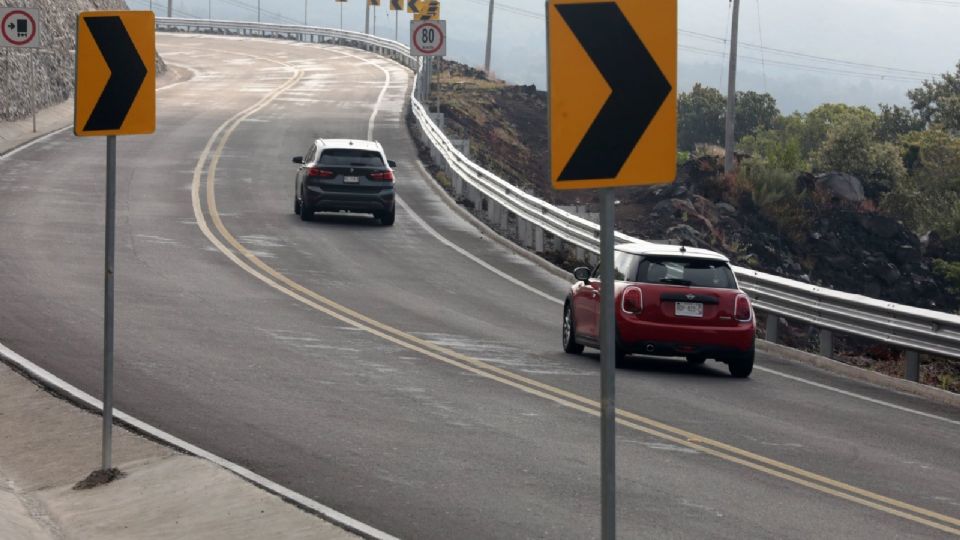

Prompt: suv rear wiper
[659,278,693,286]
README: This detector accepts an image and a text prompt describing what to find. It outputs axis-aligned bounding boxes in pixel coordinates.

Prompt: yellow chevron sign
[368,0,380,5]
[406,0,439,20]
[390,0,403,10]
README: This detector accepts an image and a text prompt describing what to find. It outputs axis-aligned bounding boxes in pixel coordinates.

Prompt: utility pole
[365,0,370,34]
[724,0,740,174]
[305,0,308,25]
[484,0,495,73]
[167,0,172,17]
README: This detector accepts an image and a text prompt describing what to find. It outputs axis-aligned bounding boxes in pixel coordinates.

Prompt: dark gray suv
[293,139,397,225]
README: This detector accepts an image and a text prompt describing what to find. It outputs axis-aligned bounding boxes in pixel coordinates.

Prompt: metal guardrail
[156,18,960,374]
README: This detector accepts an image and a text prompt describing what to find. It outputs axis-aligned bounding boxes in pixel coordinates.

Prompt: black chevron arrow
[83,16,147,132]
[555,2,672,181]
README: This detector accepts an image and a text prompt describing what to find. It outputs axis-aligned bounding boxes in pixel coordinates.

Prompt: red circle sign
[413,22,444,55]
[1,10,37,47]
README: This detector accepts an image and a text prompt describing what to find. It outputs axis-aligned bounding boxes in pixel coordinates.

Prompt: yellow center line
[187,44,960,536]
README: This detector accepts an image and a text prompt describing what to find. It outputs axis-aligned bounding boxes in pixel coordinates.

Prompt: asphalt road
[1,33,959,539]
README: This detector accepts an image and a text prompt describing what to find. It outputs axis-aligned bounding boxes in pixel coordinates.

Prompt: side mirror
[292,156,303,164]
[573,267,591,282]
[387,160,397,168]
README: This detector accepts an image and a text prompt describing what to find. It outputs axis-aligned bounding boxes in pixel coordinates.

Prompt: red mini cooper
[562,243,756,377]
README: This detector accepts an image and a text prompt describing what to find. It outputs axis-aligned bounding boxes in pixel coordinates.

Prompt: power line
[679,30,939,78]
[754,0,768,92]
[679,45,927,82]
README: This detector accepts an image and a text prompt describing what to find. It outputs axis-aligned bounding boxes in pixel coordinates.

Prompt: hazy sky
[141,0,960,113]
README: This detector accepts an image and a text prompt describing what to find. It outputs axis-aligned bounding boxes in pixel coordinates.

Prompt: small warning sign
[0,7,40,48]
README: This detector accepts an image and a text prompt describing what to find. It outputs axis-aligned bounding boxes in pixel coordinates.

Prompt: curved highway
[1,33,959,539]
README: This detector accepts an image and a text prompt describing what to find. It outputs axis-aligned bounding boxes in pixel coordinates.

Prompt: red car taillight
[735,294,752,322]
[369,170,394,181]
[308,167,335,178]
[621,287,643,314]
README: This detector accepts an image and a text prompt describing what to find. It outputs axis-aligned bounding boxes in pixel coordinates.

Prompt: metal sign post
[75,10,155,472]
[102,135,117,471]
[598,189,616,538]
[548,1,676,538]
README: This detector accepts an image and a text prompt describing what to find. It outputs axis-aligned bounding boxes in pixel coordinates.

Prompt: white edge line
[0,53,398,540]
[328,43,960,426]
[755,365,960,426]
[0,63,198,161]
[0,341,398,540]
[330,48,563,306]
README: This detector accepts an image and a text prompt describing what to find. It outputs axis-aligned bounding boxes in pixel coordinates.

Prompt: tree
[799,104,877,159]
[811,108,905,197]
[877,104,924,142]
[735,91,781,141]
[908,61,960,132]
[677,83,725,151]
[738,128,804,172]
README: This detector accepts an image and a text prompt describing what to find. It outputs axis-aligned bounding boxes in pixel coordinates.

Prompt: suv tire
[379,204,396,226]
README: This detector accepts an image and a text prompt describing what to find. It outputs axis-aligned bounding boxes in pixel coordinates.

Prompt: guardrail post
[766,313,778,344]
[487,199,498,224]
[819,328,833,359]
[500,208,510,231]
[534,225,544,253]
[905,350,920,382]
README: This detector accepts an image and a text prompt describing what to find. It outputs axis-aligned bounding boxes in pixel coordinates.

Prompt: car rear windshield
[318,149,384,167]
[636,257,737,289]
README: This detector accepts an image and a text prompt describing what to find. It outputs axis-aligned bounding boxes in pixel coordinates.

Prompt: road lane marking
[756,366,960,427]
[188,43,960,535]
[330,47,564,306]
[0,63,195,160]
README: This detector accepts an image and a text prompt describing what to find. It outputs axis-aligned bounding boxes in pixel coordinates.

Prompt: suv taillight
[308,167,334,178]
[369,170,394,181]
[621,287,643,314]
[735,294,752,322]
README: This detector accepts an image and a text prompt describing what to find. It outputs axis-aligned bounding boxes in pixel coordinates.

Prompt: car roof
[616,242,730,263]
[314,138,383,152]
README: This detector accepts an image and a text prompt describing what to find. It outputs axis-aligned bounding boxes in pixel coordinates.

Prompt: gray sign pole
[102,135,117,471]
[599,189,616,540]
[31,51,36,133]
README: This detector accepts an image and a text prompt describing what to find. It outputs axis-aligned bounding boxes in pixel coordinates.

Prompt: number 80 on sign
[410,20,445,56]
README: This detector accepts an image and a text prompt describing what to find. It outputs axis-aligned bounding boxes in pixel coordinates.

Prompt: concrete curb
[0,344,398,540]
[0,61,396,540]
[757,340,960,408]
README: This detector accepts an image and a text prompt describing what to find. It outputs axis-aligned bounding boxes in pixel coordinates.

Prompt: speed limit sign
[410,19,445,57]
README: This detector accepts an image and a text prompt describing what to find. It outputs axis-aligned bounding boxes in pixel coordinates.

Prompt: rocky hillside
[430,60,960,314]
[0,0,164,121]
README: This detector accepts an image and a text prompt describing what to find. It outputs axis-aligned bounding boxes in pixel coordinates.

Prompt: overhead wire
[755,0,768,92]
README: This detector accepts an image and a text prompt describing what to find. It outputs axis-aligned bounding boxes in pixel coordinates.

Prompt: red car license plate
[675,302,704,317]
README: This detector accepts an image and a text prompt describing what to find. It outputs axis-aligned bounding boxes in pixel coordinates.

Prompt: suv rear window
[318,149,384,167]
[636,257,737,289]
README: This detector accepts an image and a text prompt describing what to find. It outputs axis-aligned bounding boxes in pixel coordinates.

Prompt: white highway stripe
[756,366,960,426]
[328,47,563,306]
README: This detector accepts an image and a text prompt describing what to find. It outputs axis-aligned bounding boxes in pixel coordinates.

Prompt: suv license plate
[675,302,704,317]
[344,176,360,184]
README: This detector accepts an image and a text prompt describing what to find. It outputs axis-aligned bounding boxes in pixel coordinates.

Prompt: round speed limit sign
[410,20,445,57]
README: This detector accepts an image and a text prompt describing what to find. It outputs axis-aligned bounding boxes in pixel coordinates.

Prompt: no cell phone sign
[410,20,445,57]
[1,8,40,48]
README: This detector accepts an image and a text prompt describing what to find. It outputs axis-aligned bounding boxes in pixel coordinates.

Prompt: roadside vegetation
[426,59,960,392]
